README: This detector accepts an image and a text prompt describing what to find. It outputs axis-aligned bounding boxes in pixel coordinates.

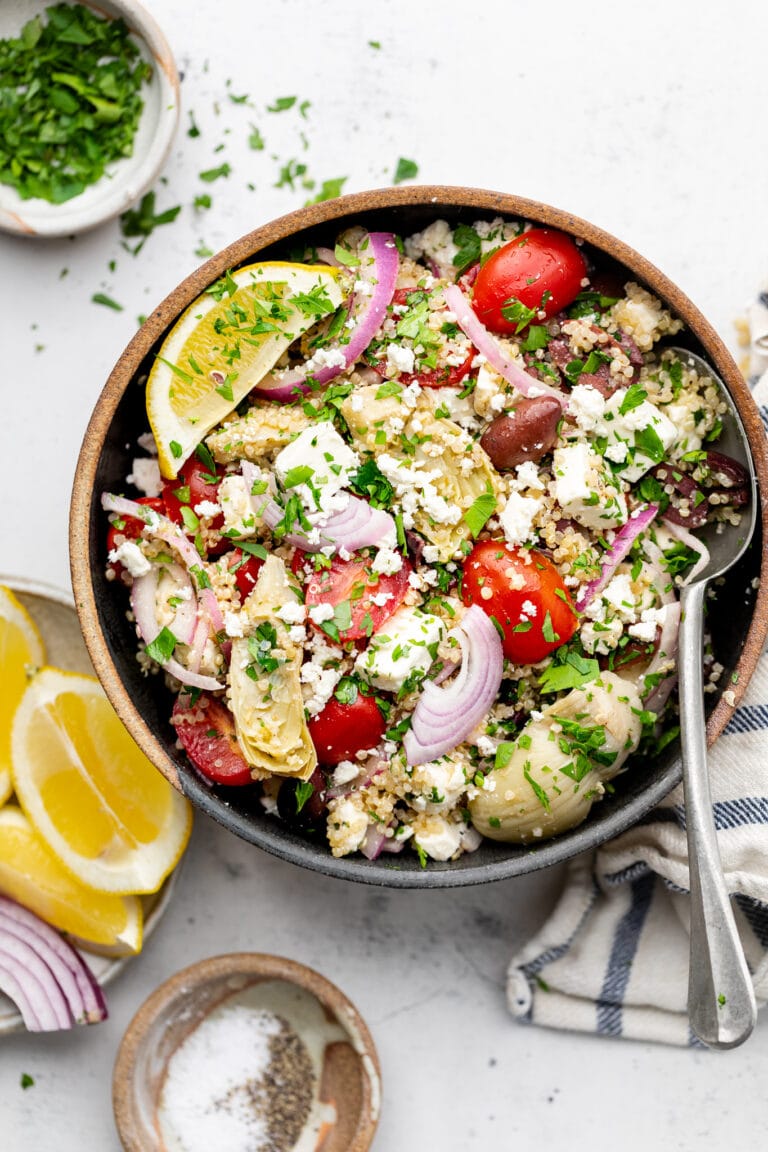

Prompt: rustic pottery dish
[0,0,179,238]
[0,575,177,1034]
[69,186,768,887]
[112,952,380,1152]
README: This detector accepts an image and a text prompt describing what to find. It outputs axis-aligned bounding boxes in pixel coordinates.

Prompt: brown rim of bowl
[70,185,768,803]
[112,951,381,1152]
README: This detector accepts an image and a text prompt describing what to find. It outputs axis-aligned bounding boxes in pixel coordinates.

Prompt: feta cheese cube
[274,423,359,517]
[552,442,628,530]
[499,491,539,546]
[355,607,445,692]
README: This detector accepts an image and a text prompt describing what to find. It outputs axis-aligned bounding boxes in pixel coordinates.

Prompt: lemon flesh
[0,586,46,807]
[146,261,343,478]
[11,669,192,894]
[0,806,143,953]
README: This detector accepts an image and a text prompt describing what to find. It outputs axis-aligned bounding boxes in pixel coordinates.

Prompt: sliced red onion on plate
[253,231,399,402]
[443,283,567,406]
[359,824,387,860]
[0,896,107,1031]
[575,503,659,612]
[404,605,504,766]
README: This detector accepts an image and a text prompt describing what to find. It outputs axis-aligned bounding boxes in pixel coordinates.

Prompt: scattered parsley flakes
[267,95,297,112]
[368,39,382,49]
[91,292,123,311]
[194,193,212,211]
[20,1073,34,1090]
[248,124,265,151]
[199,163,231,183]
[144,626,177,663]
[187,110,201,138]
[306,176,347,204]
[120,190,181,249]
[393,157,419,185]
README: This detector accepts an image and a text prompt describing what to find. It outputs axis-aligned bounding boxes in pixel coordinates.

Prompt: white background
[2,0,768,1148]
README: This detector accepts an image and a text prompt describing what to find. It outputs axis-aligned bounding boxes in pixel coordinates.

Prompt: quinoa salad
[102,215,749,865]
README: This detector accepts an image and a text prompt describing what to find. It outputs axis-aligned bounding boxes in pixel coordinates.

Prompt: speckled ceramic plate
[0,575,179,1035]
[0,0,179,238]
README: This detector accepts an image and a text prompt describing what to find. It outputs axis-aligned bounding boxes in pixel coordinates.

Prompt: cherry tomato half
[472,229,587,335]
[462,540,578,663]
[308,692,385,765]
[106,496,164,576]
[172,692,252,786]
[162,455,226,532]
[295,550,411,642]
[226,547,265,602]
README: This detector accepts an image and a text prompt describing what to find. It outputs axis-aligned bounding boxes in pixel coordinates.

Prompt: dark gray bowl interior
[86,200,762,887]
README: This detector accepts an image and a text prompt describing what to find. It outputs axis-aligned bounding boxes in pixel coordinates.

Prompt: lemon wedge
[0,806,143,954]
[147,261,343,478]
[11,668,192,894]
[0,586,46,808]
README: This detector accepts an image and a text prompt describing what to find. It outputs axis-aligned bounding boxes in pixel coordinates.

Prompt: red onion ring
[0,933,72,1029]
[260,489,394,554]
[252,231,399,402]
[404,605,504,766]
[575,504,659,612]
[130,567,222,692]
[443,284,567,407]
[360,824,387,860]
[153,562,197,645]
[0,897,106,1025]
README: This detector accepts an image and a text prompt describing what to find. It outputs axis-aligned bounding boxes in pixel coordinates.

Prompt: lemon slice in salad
[146,261,344,478]
[0,586,46,808]
[11,669,192,895]
[0,806,143,954]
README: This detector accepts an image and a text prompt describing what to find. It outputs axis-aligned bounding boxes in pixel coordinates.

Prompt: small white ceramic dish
[0,575,179,1034]
[0,0,179,238]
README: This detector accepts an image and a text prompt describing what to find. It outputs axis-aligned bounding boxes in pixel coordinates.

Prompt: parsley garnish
[92,292,123,311]
[199,163,231,183]
[393,157,419,184]
[618,383,648,415]
[452,224,482,276]
[20,1073,34,1090]
[539,649,599,693]
[294,780,315,813]
[145,627,177,663]
[463,485,496,537]
[120,191,181,250]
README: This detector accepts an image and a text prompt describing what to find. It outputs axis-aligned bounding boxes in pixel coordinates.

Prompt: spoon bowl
[668,347,759,1049]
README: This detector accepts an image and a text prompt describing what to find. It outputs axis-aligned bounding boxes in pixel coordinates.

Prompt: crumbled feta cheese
[308,602,335,624]
[568,384,607,433]
[552,442,628,530]
[499,492,539,546]
[108,540,151,578]
[422,544,440,563]
[332,760,360,787]
[127,457,162,497]
[521,599,537,617]
[353,278,374,297]
[355,607,445,692]
[475,735,497,757]
[370,591,394,607]
[276,601,307,625]
[303,346,348,374]
[513,460,545,492]
[194,499,221,519]
[274,422,359,517]
[224,611,245,638]
[386,343,415,375]
[218,474,257,538]
[412,814,462,861]
[371,546,404,576]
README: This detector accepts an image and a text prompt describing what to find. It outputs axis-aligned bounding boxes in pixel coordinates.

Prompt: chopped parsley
[463,486,496,537]
[393,157,419,184]
[294,780,315,813]
[120,191,181,251]
[144,626,177,664]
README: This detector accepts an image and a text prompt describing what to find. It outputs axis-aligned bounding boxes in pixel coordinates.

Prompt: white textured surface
[1,0,768,1147]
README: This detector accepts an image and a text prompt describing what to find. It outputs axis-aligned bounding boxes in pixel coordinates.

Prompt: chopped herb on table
[0,3,151,204]
[393,157,419,184]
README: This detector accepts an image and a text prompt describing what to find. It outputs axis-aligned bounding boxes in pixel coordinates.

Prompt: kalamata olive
[277,768,328,832]
[480,396,562,470]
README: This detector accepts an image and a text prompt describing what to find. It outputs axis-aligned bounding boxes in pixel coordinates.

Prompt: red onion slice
[130,567,222,692]
[641,601,682,705]
[404,606,504,766]
[575,504,659,612]
[443,284,567,406]
[253,231,399,402]
[260,490,394,555]
[0,934,72,1029]
[0,898,106,1025]
[661,517,711,585]
[153,562,197,645]
[360,824,387,860]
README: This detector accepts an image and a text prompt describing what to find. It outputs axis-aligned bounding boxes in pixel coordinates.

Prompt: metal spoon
[667,347,758,1048]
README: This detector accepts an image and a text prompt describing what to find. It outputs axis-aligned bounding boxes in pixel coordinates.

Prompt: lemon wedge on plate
[11,669,192,895]
[147,261,343,478]
[0,806,143,954]
[0,586,46,807]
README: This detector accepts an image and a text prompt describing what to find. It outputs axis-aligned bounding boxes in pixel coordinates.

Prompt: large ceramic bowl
[70,186,768,887]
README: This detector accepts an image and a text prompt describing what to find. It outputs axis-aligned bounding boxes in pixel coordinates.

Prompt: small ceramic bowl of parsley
[0,1,179,238]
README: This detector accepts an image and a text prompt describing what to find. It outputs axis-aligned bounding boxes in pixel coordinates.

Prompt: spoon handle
[678,580,756,1048]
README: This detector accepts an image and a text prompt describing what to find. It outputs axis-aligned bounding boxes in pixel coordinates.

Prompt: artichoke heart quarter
[228,556,316,781]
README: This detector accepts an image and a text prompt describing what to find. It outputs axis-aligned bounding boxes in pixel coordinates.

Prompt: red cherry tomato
[308,692,385,765]
[294,550,411,641]
[172,692,253,786]
[162,455,225,532]
[399,346,476,390]
[106,496,164,576]
[472,229,587,334]
[227,547,265,601]
[462,540,578,663]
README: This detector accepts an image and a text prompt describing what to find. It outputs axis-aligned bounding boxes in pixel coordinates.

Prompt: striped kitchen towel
[508,308,768,1046]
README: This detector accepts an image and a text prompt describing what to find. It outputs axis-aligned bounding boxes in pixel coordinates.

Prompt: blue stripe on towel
[723,704,768,735]
[596,873,655,1036]
[668,797,768,833]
